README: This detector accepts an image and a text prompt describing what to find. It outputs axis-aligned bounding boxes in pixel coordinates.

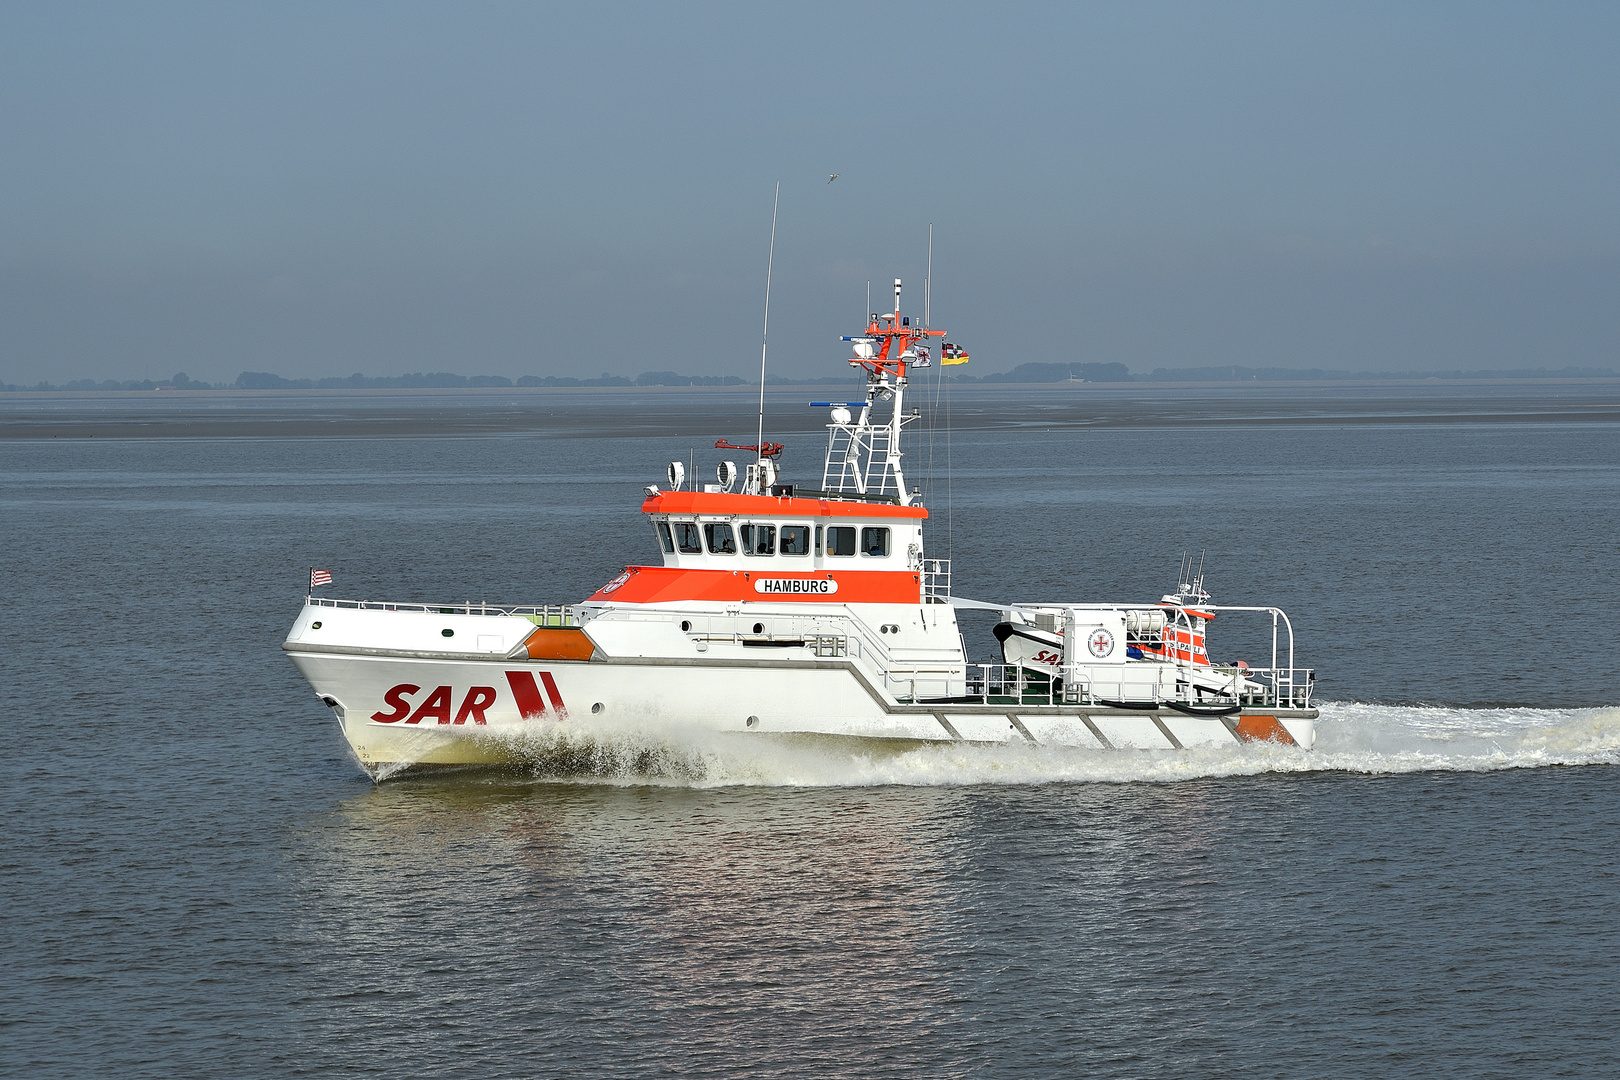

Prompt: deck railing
[304,596,578,626]
[949,663,1315,709]
[963,664,1063,705]
[921,559,951,603]
[810,634,849,658]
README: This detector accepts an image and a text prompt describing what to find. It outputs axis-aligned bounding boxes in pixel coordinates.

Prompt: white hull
[287,648,1317,774]
[283,283,1319,778]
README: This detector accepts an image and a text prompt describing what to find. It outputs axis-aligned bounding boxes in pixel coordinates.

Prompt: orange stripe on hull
[1234,714,1296,745]
[522,627,597,661]
[588,566,921,604]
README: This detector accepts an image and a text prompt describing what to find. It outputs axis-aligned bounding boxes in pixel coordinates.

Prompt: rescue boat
[283,279,1318,776]
[993,562,1278,705]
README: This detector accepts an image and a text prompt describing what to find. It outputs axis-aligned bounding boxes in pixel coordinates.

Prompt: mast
[890,278,906,502]
[821,275,947,505]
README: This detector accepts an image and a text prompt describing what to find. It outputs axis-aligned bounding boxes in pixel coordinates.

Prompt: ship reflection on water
[290,774,979,1068]
[283,757,1263,1071]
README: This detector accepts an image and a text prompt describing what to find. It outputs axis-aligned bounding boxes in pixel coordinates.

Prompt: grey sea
[3,380,1618,1078]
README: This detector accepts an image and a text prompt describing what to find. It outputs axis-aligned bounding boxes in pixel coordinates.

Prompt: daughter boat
[283,280,1318,775]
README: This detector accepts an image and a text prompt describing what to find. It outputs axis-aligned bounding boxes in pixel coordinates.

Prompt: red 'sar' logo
[369,672,567,725]
[503,670,568,720]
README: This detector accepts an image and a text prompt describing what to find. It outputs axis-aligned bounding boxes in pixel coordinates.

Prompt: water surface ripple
[2,385,1617,1077]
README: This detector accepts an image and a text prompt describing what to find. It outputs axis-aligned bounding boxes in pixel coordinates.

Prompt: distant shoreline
[5,377,1619,442]
[6,373,1620,402]
[3,372,1620,404]
[7,359,1616,395]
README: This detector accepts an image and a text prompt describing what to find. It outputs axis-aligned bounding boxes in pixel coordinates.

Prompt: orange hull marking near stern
[587,566,922,604]
[1234,714,1297,746]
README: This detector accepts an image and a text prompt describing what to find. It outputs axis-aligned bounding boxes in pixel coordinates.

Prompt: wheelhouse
[642,491,926,573]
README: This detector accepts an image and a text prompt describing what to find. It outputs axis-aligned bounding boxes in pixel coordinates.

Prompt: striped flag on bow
[310,568,333,590]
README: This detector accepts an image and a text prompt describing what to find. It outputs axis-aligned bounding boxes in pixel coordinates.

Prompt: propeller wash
[284,278,1317,776]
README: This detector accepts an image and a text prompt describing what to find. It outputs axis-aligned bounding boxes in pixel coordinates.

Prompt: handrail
[947,661,1315,709]
[304,596,579,625]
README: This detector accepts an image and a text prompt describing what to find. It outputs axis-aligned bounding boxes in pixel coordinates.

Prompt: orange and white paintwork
[284,276,1317,776]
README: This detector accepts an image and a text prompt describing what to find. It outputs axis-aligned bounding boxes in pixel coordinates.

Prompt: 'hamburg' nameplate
[753,578,839,595]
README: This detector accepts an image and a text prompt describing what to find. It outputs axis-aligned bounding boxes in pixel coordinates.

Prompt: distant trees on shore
[5,362,1615,392]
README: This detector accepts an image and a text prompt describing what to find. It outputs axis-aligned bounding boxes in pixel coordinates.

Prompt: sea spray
[378,703,1620,787]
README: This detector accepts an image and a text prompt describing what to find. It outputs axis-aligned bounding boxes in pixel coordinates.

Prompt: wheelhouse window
[826,526,856,557]
[655,521,675,554]
[779,525,810,556]
[740,523,775,556]
[673,521,702,554]
[861,527,890,557]
[704,522,737,555]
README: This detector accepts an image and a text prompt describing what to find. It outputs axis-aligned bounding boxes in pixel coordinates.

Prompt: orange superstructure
[641,490,928,519]
[586,565,923,605]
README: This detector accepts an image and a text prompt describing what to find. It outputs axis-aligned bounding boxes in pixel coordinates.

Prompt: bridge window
[780,525,810,555]
[861,527,889,557]
[655,521,675,554]
[704,523,737,555]
[740,523,775,555]
[673,521,702,554]
[826,526,856,556]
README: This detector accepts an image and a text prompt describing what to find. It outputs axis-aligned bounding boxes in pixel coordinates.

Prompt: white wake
[456,703,1620,788]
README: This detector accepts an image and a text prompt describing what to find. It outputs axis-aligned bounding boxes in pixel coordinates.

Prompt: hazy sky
[3,2,1617,383]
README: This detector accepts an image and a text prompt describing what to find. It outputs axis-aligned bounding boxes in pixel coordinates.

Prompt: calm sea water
[3,383,1618,1077]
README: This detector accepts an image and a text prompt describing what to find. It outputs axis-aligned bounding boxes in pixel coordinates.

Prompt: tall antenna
[756,181,779,469]
[924,223,932,329]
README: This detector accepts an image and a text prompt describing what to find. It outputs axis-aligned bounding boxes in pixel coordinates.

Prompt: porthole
[753,622,764,634]
[441,628,454,637]
[310,621,322,629]
[680,620,692,632]
[746,715,759,728]
[591,702,604,714]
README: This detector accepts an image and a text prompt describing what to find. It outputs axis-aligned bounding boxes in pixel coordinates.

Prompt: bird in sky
[828,173,839,184]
